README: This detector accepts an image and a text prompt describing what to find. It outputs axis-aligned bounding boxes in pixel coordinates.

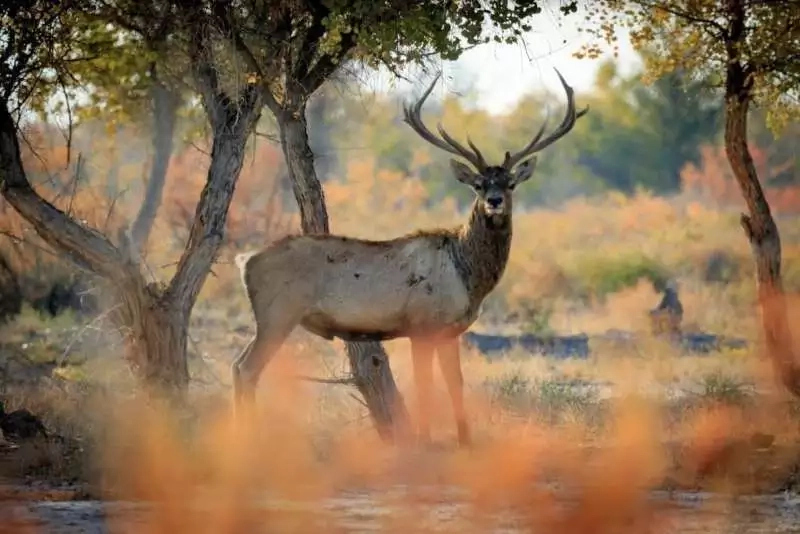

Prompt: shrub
[484,372,602,425]
[701,249,744,284]
[569,254,669,300]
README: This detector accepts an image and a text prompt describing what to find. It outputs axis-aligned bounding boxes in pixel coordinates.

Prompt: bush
[701,249,743,284]
[570,254,669,300]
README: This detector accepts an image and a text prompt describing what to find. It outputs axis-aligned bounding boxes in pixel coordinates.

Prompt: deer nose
[487,196,503,208]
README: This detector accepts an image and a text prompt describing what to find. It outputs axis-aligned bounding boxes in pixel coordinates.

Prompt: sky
[361,4,640,115]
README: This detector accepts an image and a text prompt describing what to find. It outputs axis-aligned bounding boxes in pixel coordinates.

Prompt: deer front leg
[410,338,435,446]
[437,337,471,447]
[232,338,256,416]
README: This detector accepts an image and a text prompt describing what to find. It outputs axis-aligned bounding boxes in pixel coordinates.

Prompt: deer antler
[403,72,488,171]
[502,68,589,170]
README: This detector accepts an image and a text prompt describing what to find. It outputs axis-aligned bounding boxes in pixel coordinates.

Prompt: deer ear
[450,159,477,186]
[511,157,537,187]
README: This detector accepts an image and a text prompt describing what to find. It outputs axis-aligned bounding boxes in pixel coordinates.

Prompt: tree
[0,0,264,397]
[68,1,194,261]
[571,58,721,194]
[196,0,579,442]
[582,0,800,394]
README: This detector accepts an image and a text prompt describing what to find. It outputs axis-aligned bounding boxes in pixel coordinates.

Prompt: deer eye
[474,183,484,191]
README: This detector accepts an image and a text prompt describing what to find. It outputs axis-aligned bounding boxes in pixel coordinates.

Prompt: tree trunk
[277,105,411,443]
[128,75,180,260]
[279,107,330,234]
[724,65,799,396]
[344,342,411,443]
[307,90,336,182]
[0,251,21,324]
[115,279,190,395]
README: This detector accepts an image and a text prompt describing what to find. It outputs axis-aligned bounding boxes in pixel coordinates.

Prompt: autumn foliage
[681,144,800,215]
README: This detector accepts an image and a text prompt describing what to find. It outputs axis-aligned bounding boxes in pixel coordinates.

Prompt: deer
[232,68,587,447]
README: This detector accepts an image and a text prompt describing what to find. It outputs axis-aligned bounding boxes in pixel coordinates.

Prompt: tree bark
[127,72,181,260]
[277,104,411,443]
[725,96,798,395]
[115,279,190,394]
[344,342,411,443]
[279,107,330,234]
[0,251,21,324]
[723,4,799,395]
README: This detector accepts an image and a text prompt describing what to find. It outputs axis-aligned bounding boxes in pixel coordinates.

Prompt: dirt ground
[1,483,800,533]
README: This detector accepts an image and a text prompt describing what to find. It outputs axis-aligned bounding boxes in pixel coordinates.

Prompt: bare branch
[58,303,121,367]
[0,104,130,280]
[294,374,357,386]
[55,72,74,167]
[630,0,728,37]
[65,153,83,217]
[0,230,64,265]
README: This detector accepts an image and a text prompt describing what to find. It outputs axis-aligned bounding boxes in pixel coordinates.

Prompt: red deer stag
[233,69,587,447]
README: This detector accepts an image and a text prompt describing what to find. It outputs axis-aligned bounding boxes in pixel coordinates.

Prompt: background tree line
[306,52,798,209]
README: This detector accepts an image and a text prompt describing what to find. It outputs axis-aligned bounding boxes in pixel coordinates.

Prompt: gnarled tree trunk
[278,105,411,443]
[114,279,190,394]
[0,39,262,399]
[723,23,798,396]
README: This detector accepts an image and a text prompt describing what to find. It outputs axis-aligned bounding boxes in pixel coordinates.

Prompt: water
[4,486,800,533]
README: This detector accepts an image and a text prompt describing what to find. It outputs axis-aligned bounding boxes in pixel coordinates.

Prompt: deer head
[403,69,588,219]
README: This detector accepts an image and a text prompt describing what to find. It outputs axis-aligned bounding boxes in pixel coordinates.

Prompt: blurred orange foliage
[681,144,800,215]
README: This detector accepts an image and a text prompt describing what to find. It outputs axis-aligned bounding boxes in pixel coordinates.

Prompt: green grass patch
[484,371,604,425]
[567,253,670,300]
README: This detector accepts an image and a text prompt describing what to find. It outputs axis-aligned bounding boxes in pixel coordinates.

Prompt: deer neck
[451,198,512,303]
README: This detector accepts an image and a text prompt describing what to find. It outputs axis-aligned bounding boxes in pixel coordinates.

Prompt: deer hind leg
[436,337,471,447]
[232,306,300,421]
[410,337,435,445]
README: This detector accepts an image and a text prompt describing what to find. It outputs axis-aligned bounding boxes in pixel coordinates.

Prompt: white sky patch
[352,6,640,115]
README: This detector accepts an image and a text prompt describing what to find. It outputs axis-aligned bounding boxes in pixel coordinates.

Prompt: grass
[692,372,754,406]
[483,371,604,426]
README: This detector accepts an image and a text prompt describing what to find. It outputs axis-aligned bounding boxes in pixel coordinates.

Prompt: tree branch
[294,374,357,386]
[187,23,223,127]
[210,0,282,115]
[301,30,357,97]
[0,102,131,281]
[291,6,331,85]
[631,0,728,37]
[127,71,181,261]
[164,78,263,316]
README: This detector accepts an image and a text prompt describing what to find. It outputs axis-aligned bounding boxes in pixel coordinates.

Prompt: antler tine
[466,136,488,169]
[436,123,488,170]
[503,108,551,169]
[503,68,589,170]
[402,72,487,170]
